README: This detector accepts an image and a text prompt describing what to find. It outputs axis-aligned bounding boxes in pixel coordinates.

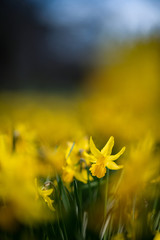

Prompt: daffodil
[62,163,91,184]
[62,138,92,183]
[65,137,89,166]
[88,136,125,178]
[35,178,55,211]
[39,188,55,211]
[154,232,160,240]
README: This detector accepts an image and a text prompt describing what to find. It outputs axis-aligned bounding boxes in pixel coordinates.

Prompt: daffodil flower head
[89,136,125,178]
[35,178,55,211]
[39,188,55,211]
[62,138,92,184]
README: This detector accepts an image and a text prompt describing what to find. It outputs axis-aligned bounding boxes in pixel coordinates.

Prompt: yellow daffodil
[111,233,125,240]
[39,188,55,211]
[65,137,89,165]
[35,178,55,211]
[62,138,92,183]
[154,232,160,240]
[88,136,125,178]
[62,163,90,184]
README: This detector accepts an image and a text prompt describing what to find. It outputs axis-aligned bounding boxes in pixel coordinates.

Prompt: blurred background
[1,0,160,91]
[0,2,160,237]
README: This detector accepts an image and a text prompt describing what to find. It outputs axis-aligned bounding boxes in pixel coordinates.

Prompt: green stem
[104,168,110,240]
[87,168,92,203]
[104,169,109,218]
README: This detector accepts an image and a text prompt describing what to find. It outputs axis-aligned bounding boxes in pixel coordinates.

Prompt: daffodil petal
[90,137,102,158]
[83,152,97,163]
[40,188,53,197]
[101,136,114,156]
[45,197,55,211]
[62,167,74,183]
[106,161,123,170]
[75,170,91,183]
[66,156,73,165]
[108,147,126,161]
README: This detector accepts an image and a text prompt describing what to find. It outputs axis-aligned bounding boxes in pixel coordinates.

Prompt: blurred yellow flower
[39,188,55,211]
[13,124,37,155]
[35,178,55,211]
[62,138,92,183]
[65,137,89,165]
[154,232,160,240]
[117,135,159,197]
[111,233,125,240]
[88,136,125,178]
[62,164,90,184]
[0,133,54,227]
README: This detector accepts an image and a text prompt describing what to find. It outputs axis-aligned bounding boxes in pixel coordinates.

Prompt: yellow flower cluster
[0,117,126,229]
[0,39,159,238]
